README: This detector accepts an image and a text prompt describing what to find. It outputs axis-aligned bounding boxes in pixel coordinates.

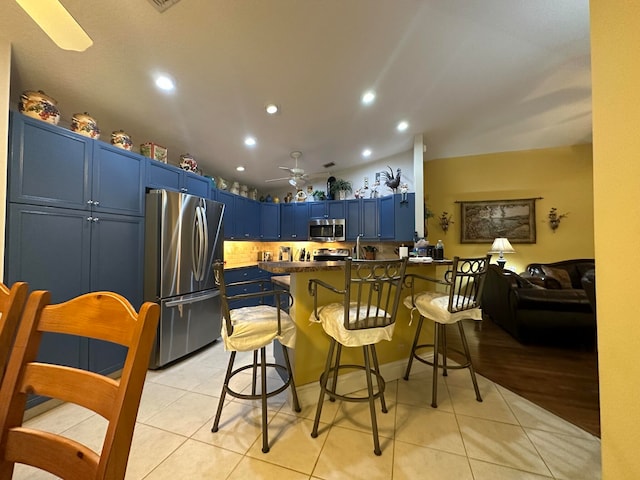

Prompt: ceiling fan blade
[278,166,293,171]
[265,176,290,183]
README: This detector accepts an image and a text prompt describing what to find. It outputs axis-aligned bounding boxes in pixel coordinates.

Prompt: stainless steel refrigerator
[144,189,224,368]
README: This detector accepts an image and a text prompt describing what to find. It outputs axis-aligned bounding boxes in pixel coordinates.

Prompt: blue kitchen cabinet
[260,202,280,240]
[9,112,145,216]
[308,200,345,219]
[216,190,236,239]
[224,267,273,308]
[6,112,147,409]
[92,142,146,216]
[280,202,309,240]
[235,196,260,239]
[394,193,416,241]
[146,159,210,197]
[5,204,144,407]
[346,198,379,240]
[361,198,379,240]
[378,195,395,240]
[345,199,361,240]
[217,191,260,239]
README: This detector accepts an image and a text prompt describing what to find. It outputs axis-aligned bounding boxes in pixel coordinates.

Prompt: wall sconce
[548,207,568,232]
[439,211,453,233]
[489,237,516,268]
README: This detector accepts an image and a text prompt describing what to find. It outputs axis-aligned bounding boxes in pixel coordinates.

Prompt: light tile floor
[14,342,601,479]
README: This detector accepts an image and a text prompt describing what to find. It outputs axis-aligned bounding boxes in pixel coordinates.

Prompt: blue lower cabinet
[224,267,272,308]
[6,203,144,407]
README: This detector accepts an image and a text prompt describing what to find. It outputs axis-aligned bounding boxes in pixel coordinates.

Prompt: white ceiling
[0,0,592,189]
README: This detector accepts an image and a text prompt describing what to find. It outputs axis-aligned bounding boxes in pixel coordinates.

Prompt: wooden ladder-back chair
[0,282,28,378]
[0,290,160,480]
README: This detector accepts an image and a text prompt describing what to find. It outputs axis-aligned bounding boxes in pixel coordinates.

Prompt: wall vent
[323,162,335,168]
[147,0,182,12]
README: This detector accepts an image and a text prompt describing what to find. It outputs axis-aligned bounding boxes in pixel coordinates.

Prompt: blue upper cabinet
[344,194,415,241]
[92,142,145,216]
[394,193,416,241]
[9,112,145,216]
[146,159,210,198]
[308,200,345,219]
[9,111,92,210]
[260,202,280,240]
[280,202,309,240]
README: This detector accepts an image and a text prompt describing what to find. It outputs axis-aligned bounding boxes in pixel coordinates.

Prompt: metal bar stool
[211,262,300,453]
[403,255,490,407]
[308,257,408,455]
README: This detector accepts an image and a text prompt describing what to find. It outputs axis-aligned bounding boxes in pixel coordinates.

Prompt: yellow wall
[591,1,640,478]
[424,145,594,273]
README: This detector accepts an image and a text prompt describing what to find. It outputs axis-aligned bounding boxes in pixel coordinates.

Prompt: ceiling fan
[265,151,326,187]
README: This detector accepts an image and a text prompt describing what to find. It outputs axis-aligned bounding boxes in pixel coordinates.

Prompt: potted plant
[363,245,377,260]
[312,190,326,201]
[330,178,352,200]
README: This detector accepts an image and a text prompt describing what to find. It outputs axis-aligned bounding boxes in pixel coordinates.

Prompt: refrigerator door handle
[192,203,209,281]
[164,289,220,308]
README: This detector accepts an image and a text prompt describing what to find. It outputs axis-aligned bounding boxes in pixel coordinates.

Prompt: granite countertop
[258,261,346,273]
[258,259,453,274]
[271,275,291,288]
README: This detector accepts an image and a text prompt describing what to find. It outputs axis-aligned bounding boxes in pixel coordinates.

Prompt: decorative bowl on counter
[110,130,133,150]
[179,153,198,172]
[19,90,61,125]
[71,112,100,139]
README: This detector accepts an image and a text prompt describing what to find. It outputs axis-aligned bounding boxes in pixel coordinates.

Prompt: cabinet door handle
[86,216,93,221]
[92,217,99,222]
[87,200,93,205]
[93,201,99,206]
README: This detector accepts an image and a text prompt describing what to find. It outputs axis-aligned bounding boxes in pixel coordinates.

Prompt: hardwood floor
[445,316,600,437]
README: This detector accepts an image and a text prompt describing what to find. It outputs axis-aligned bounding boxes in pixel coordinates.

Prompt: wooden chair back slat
[0,290,160,480]
[0,282,28,378]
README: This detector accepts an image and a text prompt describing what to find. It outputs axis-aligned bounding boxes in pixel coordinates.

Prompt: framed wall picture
[459,198,537,243]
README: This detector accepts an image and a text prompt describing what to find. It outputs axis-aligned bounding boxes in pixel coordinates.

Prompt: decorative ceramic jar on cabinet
[71,112,100,139]
[110,130,133,150]
[179,153,198,172]
[19,90,61,125]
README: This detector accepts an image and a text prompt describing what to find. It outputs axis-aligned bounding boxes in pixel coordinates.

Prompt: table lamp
[489,237,516,268]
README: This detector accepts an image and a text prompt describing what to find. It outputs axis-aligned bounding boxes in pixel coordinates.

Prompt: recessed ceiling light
[236,166,245,172]
[361,90,376,105]
[397,121,409,132]
[244,136,256,147]
[265,104,279,115]
[362,149,372,158]
[154,74,175,92]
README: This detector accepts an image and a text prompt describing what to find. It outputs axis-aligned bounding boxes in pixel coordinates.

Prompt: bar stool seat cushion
[404,292,483,325]
[222,305,296,352]
[310,302,393,347]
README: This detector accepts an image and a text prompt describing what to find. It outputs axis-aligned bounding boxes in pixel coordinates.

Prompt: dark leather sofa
[481,259,596,345]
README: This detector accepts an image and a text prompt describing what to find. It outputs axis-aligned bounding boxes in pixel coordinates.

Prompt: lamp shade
[489,238,516,255]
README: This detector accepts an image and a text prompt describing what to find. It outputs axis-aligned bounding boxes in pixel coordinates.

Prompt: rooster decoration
[382,166,401,193]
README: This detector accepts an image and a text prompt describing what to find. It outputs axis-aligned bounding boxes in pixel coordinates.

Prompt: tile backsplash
[224,241,405,268]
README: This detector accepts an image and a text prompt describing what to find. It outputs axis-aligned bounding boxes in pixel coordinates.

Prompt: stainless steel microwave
[308,218,346,242]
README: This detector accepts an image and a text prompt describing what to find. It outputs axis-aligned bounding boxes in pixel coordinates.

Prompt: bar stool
[211,262,300,453]
[308,257,408,455]
[403,255,490,407]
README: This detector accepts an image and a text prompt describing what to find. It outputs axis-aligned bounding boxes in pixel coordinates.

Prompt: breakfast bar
[258,259,453,387]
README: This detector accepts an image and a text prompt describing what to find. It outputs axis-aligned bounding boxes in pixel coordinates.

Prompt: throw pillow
[541,266,573,289]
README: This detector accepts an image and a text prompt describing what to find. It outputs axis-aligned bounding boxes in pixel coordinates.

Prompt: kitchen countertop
[258,258,453,274]
[258,261,346,274]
